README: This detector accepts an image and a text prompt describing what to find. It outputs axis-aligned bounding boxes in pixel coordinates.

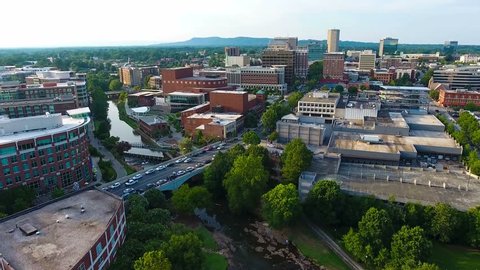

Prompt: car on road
[109,182,121,189]
[155,165,166,171]
[176,170,186,176]
[195,163,203,168]
[216,146,223,150]
[184,158,192,163]
[146,183,156,189]
[123,187,135,194]
[132,174,143,180]
[145,169,155,175]
[101,187,109,191]
[204,159,212,164]
[125,179,138,186]
[136,188,145,194]
[212,154,216,161]
[204,146,213,151]
[156,179,167,186]
[175,157,186,163]
[186,166,194,172]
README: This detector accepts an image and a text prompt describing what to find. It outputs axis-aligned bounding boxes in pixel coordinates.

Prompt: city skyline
[1,0,479,48]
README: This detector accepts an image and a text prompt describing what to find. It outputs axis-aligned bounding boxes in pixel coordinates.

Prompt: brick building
[0,188,126,270]
[0,113,92,192]
[161,67,228,95]
[138,115,169,138]
[209,90,265,115]
[323,53,345,80]
[438,89,480,107]
[183,113,244,139]
[374,69,396,84]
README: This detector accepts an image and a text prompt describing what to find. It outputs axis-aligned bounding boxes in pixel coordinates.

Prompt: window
[37,138,52,146]
[77,263,86,270]
[1,158,8,166]
[110,225,115,237]
[3,168,10,176]
[13,166,19,173]
[96,243,103,257]
[0,146,16,156]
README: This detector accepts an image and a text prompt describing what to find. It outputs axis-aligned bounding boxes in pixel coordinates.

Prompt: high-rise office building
[323,53,345,80]
[272,37,298,50]
[295,48,309,79]
[262,44,296,86]
[358,50,376,71]
[432,66,480,90]
[443,41,459,55]
[224,47,240,57]
[327,29,340,53]
[379,37,399,57]
[308,42,324,62]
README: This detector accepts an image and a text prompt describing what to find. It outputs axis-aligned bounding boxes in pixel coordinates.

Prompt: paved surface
[88,126,127,178]
[303,217,364,270]
[102,141,233,197]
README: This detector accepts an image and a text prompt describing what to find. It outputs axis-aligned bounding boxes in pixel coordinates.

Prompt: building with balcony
[0,188,126,270]
[432,66,480,90]
[0,113,92,192]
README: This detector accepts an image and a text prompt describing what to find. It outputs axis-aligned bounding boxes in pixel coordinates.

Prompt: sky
[1,0,479,48]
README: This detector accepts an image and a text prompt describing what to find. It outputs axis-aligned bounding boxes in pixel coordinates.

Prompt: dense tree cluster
[261,183,301,228]
[0,186,36,217]
[110,191,212,270]
[242,131,261,145]
[281,139,313,183]
[261,102,291,133]
[172,185,212,214]
[304,180,480,269]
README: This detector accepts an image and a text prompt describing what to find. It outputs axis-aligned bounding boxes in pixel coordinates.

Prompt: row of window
[0,137,85,157]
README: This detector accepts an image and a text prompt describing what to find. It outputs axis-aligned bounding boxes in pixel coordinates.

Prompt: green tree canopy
[348,86,358,94]
[281,139,313,183]
[429,89,439,101]
[109,79,123,91]
[134,250,171,270]
[467,206,480,248]
[204,151,233,198]
[305,180,342,225]
[144,189,167,209]
[242,130,261,145]
[431,203,462,243]
[333,85,344,93]
[161,233,205,270]
[223,154,269,214]
[287,91,304,109]
[261,183,301,228]
[307,61,323,82]
[268,131,278,142]
[172,185,212,214]
[389,226,432,268]
[421,69,434,86]
[179,137,193,154]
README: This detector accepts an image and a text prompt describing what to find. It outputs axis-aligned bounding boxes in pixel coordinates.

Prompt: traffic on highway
[101,142,231,199]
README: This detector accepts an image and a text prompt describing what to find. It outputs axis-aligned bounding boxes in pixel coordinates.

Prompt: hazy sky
[1,0,479,48]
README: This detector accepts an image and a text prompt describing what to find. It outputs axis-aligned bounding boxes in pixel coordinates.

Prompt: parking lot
[335,162,480,210]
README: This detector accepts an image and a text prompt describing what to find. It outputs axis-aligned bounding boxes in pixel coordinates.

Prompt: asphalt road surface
[102,142,235,198]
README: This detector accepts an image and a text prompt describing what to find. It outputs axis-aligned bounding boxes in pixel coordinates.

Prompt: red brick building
[180,102,211,125]
[374,70,396,84]
[209,90,265,115]
[161,67,228,95]
[323,53,345,80]
[183,113,244,139]
[138,116,169,138]
[439,89,480,107]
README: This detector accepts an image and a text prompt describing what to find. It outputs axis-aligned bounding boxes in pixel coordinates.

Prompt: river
[107,101,143,144]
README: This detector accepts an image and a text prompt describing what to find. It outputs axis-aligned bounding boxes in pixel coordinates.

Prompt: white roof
[67,107,90,115]
[168,91,205,97]
[131,107,150,113]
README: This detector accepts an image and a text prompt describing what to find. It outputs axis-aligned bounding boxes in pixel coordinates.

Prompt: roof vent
[19,223,38,236]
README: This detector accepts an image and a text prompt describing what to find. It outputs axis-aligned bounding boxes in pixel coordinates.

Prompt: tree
[421,69,434,86]
[261,183,301,228]
[465,102,480,112]
[172,185,212,214]
[333,85,344,93]
[13,198,28,213]
[109,79,122,91]
[223,155,269,214]
[144,189,167,209]
[203,151,232,198]
[389,226,432,268]
[429,90,439,101]
[348,86,358,94]
[244,112,258,128]
[242,131,260,145]
[287,91,303,109]
[431,203,461,243]
[305,180,342,225]
[51,187,65,199]
[261,106,279,133]
[246,145,270,167]
[467,206,480,247]
[307,61,323,82]
[161,233,205,270]
[281,139,313,183]
[134,250,171,270]
[179,137,193,154]
[268,131,278,142]
[360,85,368,91]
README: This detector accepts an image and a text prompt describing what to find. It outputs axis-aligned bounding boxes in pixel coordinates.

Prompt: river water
[107,101,143,144]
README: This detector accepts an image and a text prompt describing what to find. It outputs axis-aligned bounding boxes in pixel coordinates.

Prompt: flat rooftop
[180,76,225,81]
[0,115,89,145]
[331,132,416,154]
[188,113,243,121]
[300,92,340,103]
[404,114,445,128]
[212,90,247,95]
[0,189,122,270]
[168,91,205,97]
[380,85,430,92]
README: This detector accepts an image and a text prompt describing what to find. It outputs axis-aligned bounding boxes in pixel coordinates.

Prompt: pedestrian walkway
[88,126,127,179]
[303,217,364,270]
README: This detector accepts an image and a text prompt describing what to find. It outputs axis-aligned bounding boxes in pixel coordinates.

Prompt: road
[102,141,234,197]
[88,124,127,178]
[304,218,364,270]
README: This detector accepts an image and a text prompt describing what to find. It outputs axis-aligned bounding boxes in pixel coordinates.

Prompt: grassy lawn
[196,225,218,250]
[203,252,228,270]
[429,242,480,270]
[287,223,350,270]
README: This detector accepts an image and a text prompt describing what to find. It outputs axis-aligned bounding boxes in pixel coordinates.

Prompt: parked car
[184,158,192,163]
[156,179,167,186]
[125,179,138,186]
[109,182,121,189]
[155,165,166,171]
[186,166,194,172]
[176,170,186,176]
[145,169,155,175]
[146,183,156,189]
